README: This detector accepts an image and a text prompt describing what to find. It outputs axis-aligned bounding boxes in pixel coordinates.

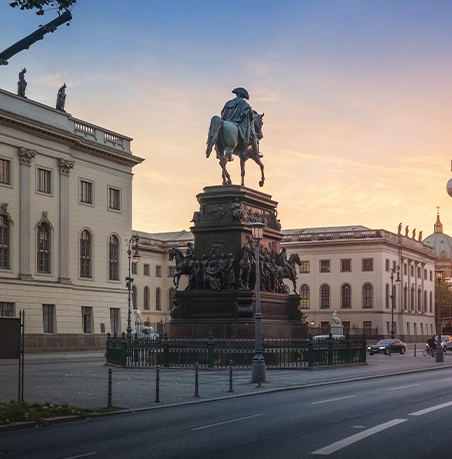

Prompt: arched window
[169,288,176,310]
[424,290,428,313]
[108,235,119,280]
[132,285,137,310]
[80,230,92,278]
[300,284,310,309]
[410,286,415,311]
[144,287,150,310]
[156,288,161,311]
[430,291,433,313]
[0,215,9,269]
[37,222,51,273]
[320,284,330,309]
[362,283,373,308]
[341,283,351,309]
[418,287,422,312]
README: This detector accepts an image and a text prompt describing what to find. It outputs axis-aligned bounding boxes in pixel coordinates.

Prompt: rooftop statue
[206,87,265,187]
[17,68,27,97]
[56,83,67,111]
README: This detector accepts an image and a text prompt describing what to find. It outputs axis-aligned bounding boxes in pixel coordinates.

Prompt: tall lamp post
[389,265,401,340]
[435,269,444,362]
[251,221,265,384]
[126,235,140,341]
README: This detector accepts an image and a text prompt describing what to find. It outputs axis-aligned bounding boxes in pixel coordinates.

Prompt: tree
[9,1,76,16]
[436,278,452,322]
[0,1,75,65]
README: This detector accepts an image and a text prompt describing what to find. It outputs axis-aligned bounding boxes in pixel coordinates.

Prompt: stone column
[18,147,36,279]
[58,158,74,283]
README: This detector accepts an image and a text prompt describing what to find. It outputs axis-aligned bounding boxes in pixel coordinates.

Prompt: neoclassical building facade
[0,88,143,351]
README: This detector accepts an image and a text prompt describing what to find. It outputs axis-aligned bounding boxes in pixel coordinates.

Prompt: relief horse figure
[276,252,302,294]
[206,112,265,187]
[168,247,192,290]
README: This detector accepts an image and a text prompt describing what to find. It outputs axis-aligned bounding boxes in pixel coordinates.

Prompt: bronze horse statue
[276,252,302,294]
[168,247,192,289]
[206,113,265,187]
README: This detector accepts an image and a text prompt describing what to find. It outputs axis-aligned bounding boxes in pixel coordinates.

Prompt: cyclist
[427,334,437,356]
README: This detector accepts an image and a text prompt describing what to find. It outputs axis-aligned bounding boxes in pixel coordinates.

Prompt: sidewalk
[2,344,452,413]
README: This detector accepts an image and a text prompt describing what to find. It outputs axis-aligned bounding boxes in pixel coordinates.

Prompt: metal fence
[106,333,367,369]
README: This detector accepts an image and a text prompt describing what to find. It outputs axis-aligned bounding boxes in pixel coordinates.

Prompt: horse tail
[206,115,222,158]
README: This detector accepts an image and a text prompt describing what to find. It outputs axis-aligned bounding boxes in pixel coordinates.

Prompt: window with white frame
[80,180,93,205]
[82,307,93,333]
[320,284,330,308]
[37,222,51,273]
[110,308,120,334]
[320,260,330,273]
[144,287,150,310]
[299,261,310,273]
[108,235,119,280]
[43,304,55,333]
[362,258,373,272]
[340,259,351,272]
[0,215,10,269]
[341,283,351,308]
[144,264,150,276]
[108,187,121,211]
[362,283,373,308]
[80,230,92,278]
[37,168,52,194]
[156,265,162,277]
[0,158,10,185]
[300,284,310,309]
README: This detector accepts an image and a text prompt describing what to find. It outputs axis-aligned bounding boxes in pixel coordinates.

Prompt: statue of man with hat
[220,87,263,160]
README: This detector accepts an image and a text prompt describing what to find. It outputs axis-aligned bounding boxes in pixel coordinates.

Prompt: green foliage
[9,1,76,15]
[0,401,120,426]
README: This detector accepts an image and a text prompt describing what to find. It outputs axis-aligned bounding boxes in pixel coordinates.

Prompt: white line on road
[442,378,452,382]
[191,413,263,431]
[409,401,452,416]
[389,384,419,391]
[63,453,98,459]
[311,395,356,405]
[311,419,408,455]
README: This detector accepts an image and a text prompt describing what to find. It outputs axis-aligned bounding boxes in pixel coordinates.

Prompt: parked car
[136,324,159,340]
[367,339,407,355]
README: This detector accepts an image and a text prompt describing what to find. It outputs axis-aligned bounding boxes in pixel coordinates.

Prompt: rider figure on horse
[278,247,297,281]
[221,87,263,161]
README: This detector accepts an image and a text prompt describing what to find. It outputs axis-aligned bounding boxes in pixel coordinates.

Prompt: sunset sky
[2,0,452,238]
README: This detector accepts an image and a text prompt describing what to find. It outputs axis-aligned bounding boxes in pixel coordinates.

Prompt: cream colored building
[0,88,143,351]
[281,226,437,340]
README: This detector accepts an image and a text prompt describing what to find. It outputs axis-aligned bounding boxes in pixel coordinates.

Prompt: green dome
[423,211,452,259]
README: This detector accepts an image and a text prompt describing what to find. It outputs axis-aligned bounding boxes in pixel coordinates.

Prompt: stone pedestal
[169,185,305,339]
[330,325,344,335]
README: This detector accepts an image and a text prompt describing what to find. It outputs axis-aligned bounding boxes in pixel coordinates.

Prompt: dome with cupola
[423,209,452,260]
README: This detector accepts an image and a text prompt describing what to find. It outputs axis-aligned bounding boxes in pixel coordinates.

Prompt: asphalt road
[2,369,452,458]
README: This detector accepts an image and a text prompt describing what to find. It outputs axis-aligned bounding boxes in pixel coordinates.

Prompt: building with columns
[0,88,143,351]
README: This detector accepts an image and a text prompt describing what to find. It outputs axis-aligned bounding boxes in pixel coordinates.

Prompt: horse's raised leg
[255,157,265,187]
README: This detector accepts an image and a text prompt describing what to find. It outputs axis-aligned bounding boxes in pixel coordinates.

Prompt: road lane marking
[409,401,452,416]
[442,378,452,382]
[63,453,98,459]
[311,395,356,405]
[389,384,419,391]
[191,413,263,431]
[311,419,407,455]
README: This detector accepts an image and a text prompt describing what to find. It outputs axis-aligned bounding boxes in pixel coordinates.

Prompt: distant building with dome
[423,209,452,277]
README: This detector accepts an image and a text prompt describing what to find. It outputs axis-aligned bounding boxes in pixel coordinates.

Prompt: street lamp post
[126,234,140,341]
[251,221,265,384]
[435,270,444,362]
[389,265,401,340]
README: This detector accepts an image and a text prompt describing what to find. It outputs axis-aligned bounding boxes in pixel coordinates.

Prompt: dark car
[367,339,407,355]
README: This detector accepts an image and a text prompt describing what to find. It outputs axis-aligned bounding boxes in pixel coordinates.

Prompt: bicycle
[423,345,447,358]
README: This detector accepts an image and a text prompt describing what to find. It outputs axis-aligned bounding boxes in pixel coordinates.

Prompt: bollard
[414,344,417,357]
[155,365,160,403]
[194,362,200,398]
[107,368,113,408]
[227,360,234,393]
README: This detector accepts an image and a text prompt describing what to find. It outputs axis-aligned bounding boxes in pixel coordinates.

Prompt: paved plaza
[2,343,452,414]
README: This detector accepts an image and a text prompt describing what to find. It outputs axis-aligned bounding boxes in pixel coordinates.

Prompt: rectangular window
[37,223,51,273]
[108,187,121,210]
[43,304,55,333]
[417,266,421,277]
[80,180,93,204]
[0,302,14,317]
[410,265,414,276]
[0,216,9,269]
[320,260,330,273]
[363,321,372,335]
[299,261,310,273]
[168,266,176,277]
[362,258,373,272]
[156,265,162,277]
[424,269,427,280]
[132,262,138,275]
[144,264,150,276]
[404,264,407,275]
[110,308,120,334]
[340,259,351,272]
[37,168,52,194]
[82,307,93,333]
[385,259,390,271]
[430,271,433,281]
[0,159,10,185]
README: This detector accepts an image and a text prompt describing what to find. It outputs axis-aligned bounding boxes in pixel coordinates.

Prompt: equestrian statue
[206,87,265,187]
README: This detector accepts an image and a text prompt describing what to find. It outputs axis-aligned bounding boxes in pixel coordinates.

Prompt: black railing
[106,333,367,368]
